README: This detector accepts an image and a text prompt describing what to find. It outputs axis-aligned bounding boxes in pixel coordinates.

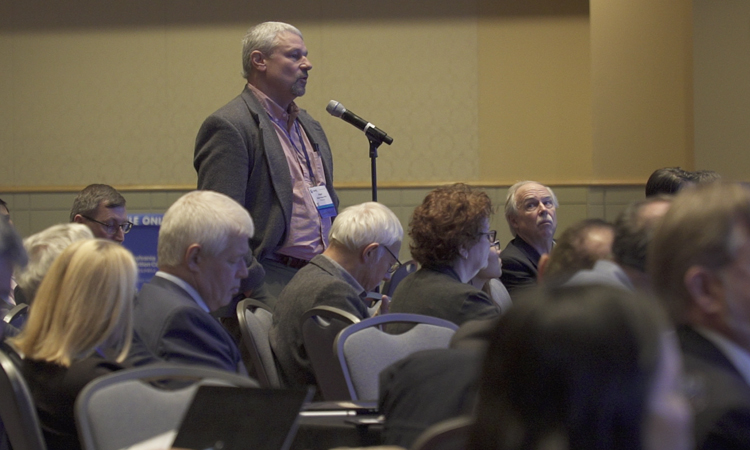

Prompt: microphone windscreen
[326,100,346,117]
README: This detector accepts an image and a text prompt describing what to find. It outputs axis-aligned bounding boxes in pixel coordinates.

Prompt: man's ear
[251,51,267,72]
[72,214,85,224]
[185,244,203,272]
[361,243,379,263]
[684,265,725,315]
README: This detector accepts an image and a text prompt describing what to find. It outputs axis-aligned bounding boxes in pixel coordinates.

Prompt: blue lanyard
[273,115,317,185]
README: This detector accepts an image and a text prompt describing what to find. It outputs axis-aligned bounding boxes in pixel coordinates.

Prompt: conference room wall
[3,0,594,190]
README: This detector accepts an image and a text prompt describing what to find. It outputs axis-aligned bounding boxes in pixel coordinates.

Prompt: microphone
[326,100,393,145]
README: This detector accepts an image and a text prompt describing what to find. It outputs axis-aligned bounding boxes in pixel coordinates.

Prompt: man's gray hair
[504,180,558,236]
[329,202,403,252]
[70,184,126,222]
[16,223,93,303]
[0,220,27,268]
[158,191,254,267]
[241,21,303,79]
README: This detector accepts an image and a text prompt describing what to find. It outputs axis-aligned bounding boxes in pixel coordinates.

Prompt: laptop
[170,385,314,450]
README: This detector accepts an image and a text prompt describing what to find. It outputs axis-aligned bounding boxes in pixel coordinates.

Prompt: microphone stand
[366,130,387,202]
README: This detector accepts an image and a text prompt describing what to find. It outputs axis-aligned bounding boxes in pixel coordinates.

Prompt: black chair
[0,346,47,450]
[300,306,360,401]
[235,298,280,388]
[381,259,418,297]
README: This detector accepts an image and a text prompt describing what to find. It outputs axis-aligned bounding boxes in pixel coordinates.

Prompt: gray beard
[291,80,306,97]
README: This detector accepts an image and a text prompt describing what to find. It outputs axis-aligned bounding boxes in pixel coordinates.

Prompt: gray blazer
[269,255,369,389]
[194,86,339,261]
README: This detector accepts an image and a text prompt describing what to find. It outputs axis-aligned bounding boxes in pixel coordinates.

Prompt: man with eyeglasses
[500,180,558,297]
[70,184,133,244]
[270,202,403,391]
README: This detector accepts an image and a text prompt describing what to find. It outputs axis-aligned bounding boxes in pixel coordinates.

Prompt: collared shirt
[154,271,210,313]
[696,326,750,386]
[247,84,331,262]
[319,253,368,301]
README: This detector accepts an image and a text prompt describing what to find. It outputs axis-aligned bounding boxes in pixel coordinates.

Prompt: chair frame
[381,259,418,297]
[300,306,360,401]
[235,298,278,388]
[410,415,474,450]
[75,364,257,450]
[3,303,28,325]
[335,313,458,400]
[0,347,47,450]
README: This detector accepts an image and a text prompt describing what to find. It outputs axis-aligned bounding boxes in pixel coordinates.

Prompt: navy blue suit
[499,236,542,296]
[133,276,244,374]
[678,326,750,449]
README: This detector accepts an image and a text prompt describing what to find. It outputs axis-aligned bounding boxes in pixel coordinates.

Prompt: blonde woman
[12,239,137,450]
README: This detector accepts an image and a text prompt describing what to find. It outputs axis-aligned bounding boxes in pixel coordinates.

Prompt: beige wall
[1,0,599,190]
[590,0,694,181]
[693,0,750,181]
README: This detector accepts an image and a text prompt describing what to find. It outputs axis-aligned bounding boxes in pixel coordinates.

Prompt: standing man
[651,183,750,449]
[70,184,132,244]
[194,21,338,298]
[500,181,558,296]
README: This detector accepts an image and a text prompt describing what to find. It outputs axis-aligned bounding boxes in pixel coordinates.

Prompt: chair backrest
[75,364,258,450]
[0,347,47,450]
[381,260,418,297]
[300,306,360,401]
[235,298,280,388]
[410,416,473,450]
[336,313,458,401]
[3,303,29,330]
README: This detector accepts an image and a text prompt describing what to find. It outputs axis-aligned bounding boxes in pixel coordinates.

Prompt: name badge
[309,186,337,219]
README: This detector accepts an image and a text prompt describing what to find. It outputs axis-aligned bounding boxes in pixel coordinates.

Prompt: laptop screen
[171,385,314,450]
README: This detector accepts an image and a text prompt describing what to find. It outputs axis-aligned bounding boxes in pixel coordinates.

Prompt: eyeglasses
[480,230,497,243]
[82,215,134,234]
[381,244,402,274]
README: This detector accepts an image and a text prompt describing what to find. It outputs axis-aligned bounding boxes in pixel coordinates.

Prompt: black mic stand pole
[366,131,386,202]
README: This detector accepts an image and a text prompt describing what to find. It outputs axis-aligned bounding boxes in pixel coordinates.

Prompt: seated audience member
[14,224,93,305]
[270,202,403,390]
[468,284,692,450]
[132,191,252,374]
[12,239,137,450]
[389,184,501,330]
[379,347,483,448]
[650,182,750,449]
[470,240,512,313]
[70,184,133,244]
[537,218,614,284]
[0,218,27,336]
[499,181,558,296]
[566,196,671,291]
[646,167,693,197]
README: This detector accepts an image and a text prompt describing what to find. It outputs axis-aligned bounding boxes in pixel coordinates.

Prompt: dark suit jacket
[269,255,369,389]
[388,265,501,334]
[499,236,542,295]
[678,326,750,449]
[194,86,338,262]
[379,348,482,448]
[22,357,122,450]
[133,276,244,374]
